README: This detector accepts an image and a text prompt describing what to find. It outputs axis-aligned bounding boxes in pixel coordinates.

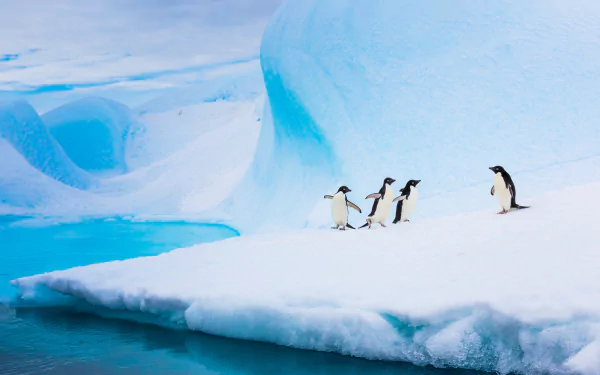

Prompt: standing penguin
[392,179,421,224]
[489,166,530,214]
[359,177,396,228]
[324,186,362,230]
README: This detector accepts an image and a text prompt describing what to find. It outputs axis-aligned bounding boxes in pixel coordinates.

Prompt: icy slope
[127,67,265,171]
[245,0,600,231]
[0,101,97,190]
[13,182,600,374]
[0,138,94,210]
[43,97,137,175]
[0,66,264,217]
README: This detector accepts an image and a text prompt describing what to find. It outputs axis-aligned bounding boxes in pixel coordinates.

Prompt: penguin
[392,179,421,224]
[359,177,396,228]
[489,166,530,214]
[324,186,362,230]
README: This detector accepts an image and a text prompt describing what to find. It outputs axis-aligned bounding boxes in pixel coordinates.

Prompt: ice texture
[0,100,97,190]
[43,97,137,175]
[0,67,264,217]
[231,0,600,232]
[13,182,600,374]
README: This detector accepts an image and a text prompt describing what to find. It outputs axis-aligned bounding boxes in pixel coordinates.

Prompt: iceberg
[226,0,600,233]
[0,137,93,210]
[4,2,600,233]
[43,97,137,175]
[0,67,265,217]
[0,100,97,191]
[13,182,600,374]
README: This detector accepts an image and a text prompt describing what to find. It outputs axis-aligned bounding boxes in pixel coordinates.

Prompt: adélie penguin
[392,179,421,224]
[489,166,530,214]
[324,186,362,230]
[359,177,396,228]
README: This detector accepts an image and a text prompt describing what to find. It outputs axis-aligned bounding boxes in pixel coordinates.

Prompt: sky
[0,0,282,112]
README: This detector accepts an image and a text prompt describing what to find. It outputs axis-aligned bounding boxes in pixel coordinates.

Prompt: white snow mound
[13,182,600,374]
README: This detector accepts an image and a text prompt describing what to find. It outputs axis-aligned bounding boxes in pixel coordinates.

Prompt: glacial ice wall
[238,0,600,232]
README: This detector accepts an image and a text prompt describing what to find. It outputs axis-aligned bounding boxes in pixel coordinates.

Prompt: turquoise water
[0,215,238,299]
[0,216,481,375]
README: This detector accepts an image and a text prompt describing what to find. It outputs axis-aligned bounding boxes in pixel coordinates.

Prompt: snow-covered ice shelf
[13,182,600,374]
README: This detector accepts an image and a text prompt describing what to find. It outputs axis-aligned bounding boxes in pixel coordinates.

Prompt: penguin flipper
[490,186,495,196]
[346,223,356,229]
[347,201,362,213]
[365,193,381,199]
[393,195,406,203]
[324,195,334,199]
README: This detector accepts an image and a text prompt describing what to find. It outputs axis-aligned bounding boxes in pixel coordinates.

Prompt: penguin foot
[497,210,508,215]
[403,220,410,223]
[340,227,346,231]
[331,225,339,229]
[380,223,387,228]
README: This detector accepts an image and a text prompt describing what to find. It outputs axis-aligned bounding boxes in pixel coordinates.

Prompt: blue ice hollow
[229,0,600,233]
[43,97,135,174]
[0,100,97,190]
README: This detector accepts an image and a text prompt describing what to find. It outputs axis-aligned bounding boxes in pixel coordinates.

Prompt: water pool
[0,216,481,375]
[0,216,238,299]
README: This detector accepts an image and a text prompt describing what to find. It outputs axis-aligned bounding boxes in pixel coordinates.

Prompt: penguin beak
[416,180,421,185]
[391,179,396,183]
[347,189,352,192]
[489,167,494,171]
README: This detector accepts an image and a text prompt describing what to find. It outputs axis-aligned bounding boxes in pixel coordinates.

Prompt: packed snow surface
[13,182,600,374]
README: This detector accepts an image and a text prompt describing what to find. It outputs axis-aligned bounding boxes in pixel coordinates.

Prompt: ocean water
[0,216,481,375]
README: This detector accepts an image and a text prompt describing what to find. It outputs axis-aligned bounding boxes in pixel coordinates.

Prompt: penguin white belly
[370,185,394,223]
[331,193,348,226]
[494,173,512,211]
[401,188,419,221]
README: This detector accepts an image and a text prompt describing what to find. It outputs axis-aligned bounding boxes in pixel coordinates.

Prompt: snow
[236,0,600,232]
[3,1,600,234]
[0,138,94,209]
[0,67,264,218]
[43,97,137,175]
[13,181,600,374]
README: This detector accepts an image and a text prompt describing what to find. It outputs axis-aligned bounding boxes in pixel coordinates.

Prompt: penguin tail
[358,222,369,229]
[512,204,530,210]
[346,224,356,230]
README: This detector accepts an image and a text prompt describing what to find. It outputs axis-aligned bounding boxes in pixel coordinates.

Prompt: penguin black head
[384,177,396,185]
[489,166,506,174]
[337,186,351,193]
[401,179,421,192]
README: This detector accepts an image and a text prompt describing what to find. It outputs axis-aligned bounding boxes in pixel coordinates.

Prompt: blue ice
[225,0,600,232]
